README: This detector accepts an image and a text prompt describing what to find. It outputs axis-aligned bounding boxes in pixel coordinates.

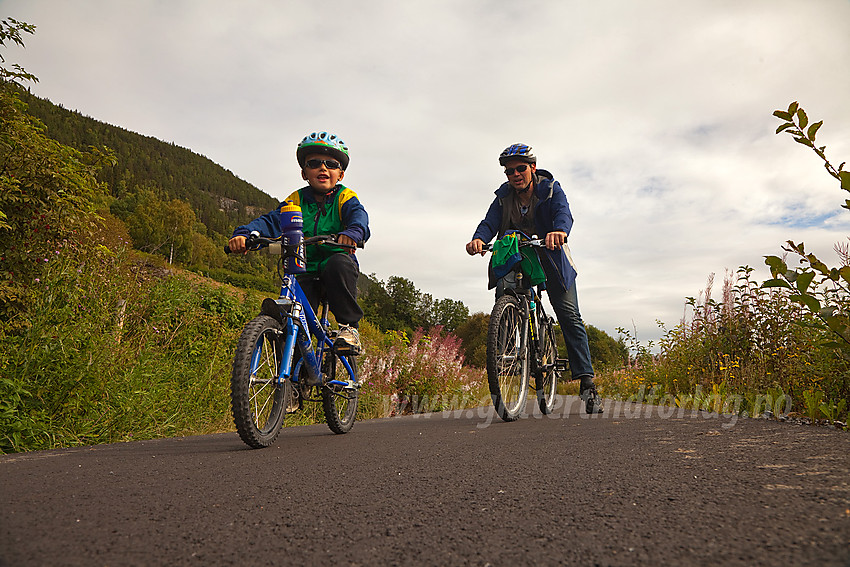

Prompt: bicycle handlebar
[224,233,362,255]
[481,238,546,252]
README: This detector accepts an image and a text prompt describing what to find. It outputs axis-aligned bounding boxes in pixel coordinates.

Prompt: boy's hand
[337,234,357,254]
[228,235,248,254]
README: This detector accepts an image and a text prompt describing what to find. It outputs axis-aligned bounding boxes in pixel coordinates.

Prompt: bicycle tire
[231,315,290,448]
[486,294,530,422]
[322,353,359,434]
[536,317,559,415]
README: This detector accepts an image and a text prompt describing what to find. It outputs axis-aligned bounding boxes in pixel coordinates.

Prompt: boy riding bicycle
[466,143,602,414]
[229,131,370,353]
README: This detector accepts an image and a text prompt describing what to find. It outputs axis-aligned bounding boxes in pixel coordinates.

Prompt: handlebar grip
[224,245,232,254]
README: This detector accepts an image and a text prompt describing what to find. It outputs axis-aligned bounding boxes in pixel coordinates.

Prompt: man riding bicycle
[466,143,602,414]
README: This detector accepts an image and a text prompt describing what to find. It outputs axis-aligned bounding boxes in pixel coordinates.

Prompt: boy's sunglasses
[305,158,342,170]
[504,164,529,176]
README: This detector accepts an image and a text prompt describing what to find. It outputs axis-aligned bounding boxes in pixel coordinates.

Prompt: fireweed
[356,325,489,417]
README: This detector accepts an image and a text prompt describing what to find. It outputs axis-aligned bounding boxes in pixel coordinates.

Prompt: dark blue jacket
[471,169,578,293]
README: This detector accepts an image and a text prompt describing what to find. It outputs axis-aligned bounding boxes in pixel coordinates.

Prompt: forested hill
[19,88,278,238]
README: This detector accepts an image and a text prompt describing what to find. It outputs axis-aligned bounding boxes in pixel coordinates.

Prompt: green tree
[586,324,628,370]
[0,19,112,321]
[430,297,470,333]
[454,312,489,367]
[127,186,197,264]
[360,274,437,334]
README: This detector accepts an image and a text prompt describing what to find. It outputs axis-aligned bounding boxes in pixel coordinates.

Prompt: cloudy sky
[4,0,850,348]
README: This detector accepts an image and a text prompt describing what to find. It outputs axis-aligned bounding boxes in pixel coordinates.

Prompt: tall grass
[0,241,489,453]
[606,267,850,425]
[0,243,257,453]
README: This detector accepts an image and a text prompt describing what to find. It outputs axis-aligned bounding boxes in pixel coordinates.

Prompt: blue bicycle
[227,233,360,449]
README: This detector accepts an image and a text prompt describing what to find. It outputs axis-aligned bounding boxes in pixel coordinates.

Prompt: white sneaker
[334,325,362,354]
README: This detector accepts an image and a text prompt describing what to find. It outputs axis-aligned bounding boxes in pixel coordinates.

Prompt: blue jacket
[232,184,370,273]
[471,169,578,293]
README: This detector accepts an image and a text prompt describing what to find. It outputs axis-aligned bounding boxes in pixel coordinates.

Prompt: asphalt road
[2,395,849,566]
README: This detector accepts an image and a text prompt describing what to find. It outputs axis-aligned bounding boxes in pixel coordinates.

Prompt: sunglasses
[305,158,342,170]
[504,164,529,176]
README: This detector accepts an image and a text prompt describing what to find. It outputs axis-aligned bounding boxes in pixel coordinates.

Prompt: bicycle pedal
[334,343,362,356]
[554,358,569,372]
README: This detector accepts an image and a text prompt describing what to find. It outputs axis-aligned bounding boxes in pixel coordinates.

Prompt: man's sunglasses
[305,158,342,170]
[504,164,529,176]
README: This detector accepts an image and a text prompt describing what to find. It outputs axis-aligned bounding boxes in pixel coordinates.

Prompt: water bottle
[279,201,306,274]
[529,299,537,334]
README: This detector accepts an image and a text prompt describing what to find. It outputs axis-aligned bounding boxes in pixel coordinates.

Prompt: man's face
[503,158,535,192]
[301,152,345,193]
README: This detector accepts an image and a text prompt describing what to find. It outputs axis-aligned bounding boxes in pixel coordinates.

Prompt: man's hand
[337,234,357,254]
[466,238,486,256]
[545,231,567,250]
[228,235,248,254]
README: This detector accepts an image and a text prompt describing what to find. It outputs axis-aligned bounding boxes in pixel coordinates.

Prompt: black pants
[296,253,363,328]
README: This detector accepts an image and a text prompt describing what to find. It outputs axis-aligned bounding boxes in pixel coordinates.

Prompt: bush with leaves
[763,102,850,408]
[0,18,114,322]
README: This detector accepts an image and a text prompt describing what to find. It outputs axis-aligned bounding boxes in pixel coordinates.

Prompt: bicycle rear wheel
[486,294,530,422]
[322,353,359,434]
[536,317,559,415]
[231,315,291,448]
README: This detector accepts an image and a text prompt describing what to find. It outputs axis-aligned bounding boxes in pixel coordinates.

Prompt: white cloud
[6,0,850,347]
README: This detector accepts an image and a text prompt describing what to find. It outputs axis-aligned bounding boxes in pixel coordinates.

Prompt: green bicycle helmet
[296,131,350,170]
[499,143,536,166]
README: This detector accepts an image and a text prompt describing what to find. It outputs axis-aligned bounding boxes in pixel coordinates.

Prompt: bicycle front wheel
[536,317,559,415]
[322,353,359,434]
[486,294,530,422]
[231,315,291,448]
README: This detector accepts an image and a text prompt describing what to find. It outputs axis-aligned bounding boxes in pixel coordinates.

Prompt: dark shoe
[334,325,362,355]
[580,385,603,414]
[285,386,300,413]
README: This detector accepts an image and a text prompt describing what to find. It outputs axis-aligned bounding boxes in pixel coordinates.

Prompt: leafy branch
[764,102,850,349]
[0,18,38,85]
[773,101,850,199]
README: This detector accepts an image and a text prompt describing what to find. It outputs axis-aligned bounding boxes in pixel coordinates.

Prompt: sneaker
[580,385,604,414]
[334,325,362,354]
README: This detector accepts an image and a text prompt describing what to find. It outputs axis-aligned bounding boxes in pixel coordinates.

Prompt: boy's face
[301,152,345,193]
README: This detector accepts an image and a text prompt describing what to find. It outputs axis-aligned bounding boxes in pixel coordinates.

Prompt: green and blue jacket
[233,184,370,274]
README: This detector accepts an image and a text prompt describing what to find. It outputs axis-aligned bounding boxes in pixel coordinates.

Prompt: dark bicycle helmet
[499,143,536,166]
[296,131,350,170]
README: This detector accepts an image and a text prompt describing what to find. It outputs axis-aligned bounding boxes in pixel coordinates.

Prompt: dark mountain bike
[226,233,360,448]
[483,237,567,422]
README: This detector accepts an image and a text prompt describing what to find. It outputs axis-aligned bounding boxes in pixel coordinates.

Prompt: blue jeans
[496,267,595,382]
[544,278,595,381]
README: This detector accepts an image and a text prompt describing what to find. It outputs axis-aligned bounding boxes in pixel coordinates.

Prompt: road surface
[2,396,849,566]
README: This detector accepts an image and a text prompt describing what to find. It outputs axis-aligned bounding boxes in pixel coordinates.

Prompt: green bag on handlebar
[490,233,546,286]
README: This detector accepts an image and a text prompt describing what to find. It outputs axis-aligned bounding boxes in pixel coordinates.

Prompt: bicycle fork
[276,303,322,385]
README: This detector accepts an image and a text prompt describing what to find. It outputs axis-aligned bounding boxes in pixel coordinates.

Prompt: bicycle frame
[267,275,355,388]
